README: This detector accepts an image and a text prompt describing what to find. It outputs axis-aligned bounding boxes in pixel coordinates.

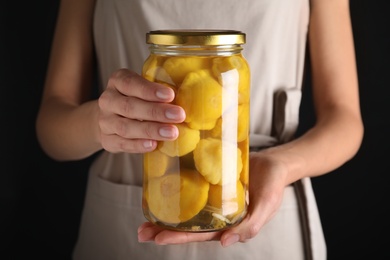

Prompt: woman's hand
[137,150,289,247]
[98,68,186,153]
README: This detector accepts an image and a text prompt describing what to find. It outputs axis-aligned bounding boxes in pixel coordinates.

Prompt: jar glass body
[142,31,250,232]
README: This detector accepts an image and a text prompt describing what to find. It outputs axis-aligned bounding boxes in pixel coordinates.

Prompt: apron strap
[273,88,313,260]
[272,88,302,143]
[294,180,314,260]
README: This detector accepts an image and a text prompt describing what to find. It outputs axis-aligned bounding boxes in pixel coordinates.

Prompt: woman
[36,0,363,259]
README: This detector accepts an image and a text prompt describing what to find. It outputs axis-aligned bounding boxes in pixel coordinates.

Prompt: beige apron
[73,0,326,259]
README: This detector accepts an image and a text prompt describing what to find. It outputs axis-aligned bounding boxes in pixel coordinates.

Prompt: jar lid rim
[146,30,246,45]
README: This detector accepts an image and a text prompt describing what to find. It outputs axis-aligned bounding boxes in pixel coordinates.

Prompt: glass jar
[142,30,250,232]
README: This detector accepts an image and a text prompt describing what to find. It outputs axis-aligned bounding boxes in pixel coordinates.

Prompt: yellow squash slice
[163,56,210,85]
[208,180,246,217]
[176,70,224,130]
[147,169,210,224]
[211,55,250,105]
[158,123,200,157]
[193,138,242,185]
[143,149,171,178]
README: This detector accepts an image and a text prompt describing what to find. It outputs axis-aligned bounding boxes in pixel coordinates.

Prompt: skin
[36,0,364,248]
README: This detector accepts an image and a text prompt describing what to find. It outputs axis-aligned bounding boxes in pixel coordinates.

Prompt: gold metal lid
[146,30,246,45]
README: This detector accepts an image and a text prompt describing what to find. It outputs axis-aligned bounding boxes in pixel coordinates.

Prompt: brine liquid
[142,53,250,231]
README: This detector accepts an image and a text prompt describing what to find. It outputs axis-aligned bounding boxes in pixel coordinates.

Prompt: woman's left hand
[137,150,290,247]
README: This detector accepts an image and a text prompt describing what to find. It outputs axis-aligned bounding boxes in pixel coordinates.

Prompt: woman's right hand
[98,68,186,154]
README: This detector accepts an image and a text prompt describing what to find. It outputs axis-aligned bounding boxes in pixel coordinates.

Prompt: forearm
[261,0,364,185]
[36,97,102,161]
[262,107,363,185]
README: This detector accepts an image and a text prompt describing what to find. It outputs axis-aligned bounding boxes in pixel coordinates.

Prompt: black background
[1,1,389,259]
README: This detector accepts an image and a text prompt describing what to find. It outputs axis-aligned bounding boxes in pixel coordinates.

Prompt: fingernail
[143,140,153,148]
[223,234,240,247]
[159,126,178,138]
[165,107,185,120]
[156,88,172,100]
[138,238,153,243]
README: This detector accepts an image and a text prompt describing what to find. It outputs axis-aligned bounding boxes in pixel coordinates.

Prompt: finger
[100,112,179,140]
[108,69,175,102]
[138,222,165,242]
[100,90,185,123]
[219,192,278,247]
[153,229,222,245]
[100,134,158,153]
[117,97,185,123]
[138,222,157,233]
[137,222,222,245]
[219,215,262,247]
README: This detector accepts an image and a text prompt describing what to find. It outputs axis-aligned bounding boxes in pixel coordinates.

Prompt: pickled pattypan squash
[238,138,249,185]
[142,54,175,85]
[210,103,249,143]
[193,137,242,185]
[146,169,209,224]
[158,123,200,157]
[163,56,210,85]
[144,149,171,178]
[176,70,224,130]
[208,180,245,217]
[212,55,250,105]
